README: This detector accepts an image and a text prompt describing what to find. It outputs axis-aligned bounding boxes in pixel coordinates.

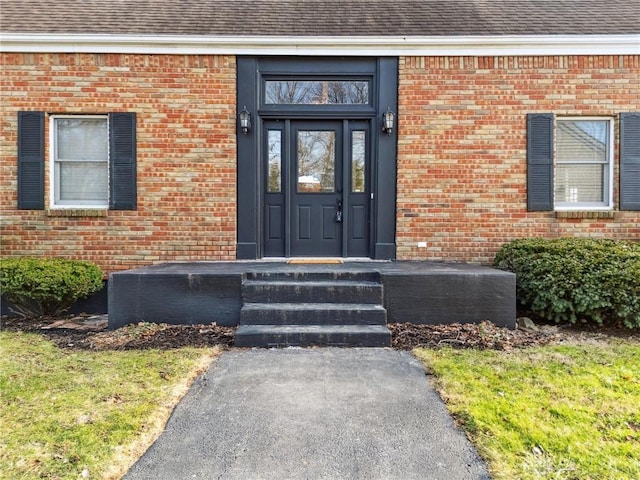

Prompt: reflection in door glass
[352,131,366,193]
[266,81,369,105]
[267,130,281,193]
[297,131,335,192]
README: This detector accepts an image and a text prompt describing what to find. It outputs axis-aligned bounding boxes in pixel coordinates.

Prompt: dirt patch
[2,315,638,351]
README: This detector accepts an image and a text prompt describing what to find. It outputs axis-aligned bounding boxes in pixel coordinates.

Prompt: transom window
[51,115,108,207]
[555,118,613,209]
[265,80,369,105]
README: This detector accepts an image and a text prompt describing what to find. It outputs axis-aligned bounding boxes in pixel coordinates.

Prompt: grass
[415,341,640,480]
[0,331,219,479]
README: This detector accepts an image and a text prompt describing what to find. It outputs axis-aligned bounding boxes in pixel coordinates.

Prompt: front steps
[235,271,391,347]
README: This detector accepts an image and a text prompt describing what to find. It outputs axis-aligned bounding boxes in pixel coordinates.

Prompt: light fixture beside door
[382,107,395,135]
[239,107,251,134]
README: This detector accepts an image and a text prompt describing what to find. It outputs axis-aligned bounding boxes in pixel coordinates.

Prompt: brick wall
[397,55,640,263]
[2,53,639,271]
[1,53,237,273]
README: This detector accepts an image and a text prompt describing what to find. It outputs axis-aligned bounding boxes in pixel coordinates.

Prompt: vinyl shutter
[17,111,45,209]
[620,112,640,211]
[109,112,137,210]
[527,113,554,211]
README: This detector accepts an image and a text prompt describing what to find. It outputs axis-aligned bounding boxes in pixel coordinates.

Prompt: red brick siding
[1,53,237,273]
[397,55,640,263]
[2,53,639,270]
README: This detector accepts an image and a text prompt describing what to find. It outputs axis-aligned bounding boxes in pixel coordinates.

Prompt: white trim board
[1,33,639,56]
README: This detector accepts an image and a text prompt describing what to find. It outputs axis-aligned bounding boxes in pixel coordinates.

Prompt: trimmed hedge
[0,257,103,317]
[494,238,640,328]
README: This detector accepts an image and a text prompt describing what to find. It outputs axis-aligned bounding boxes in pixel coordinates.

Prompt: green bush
[494,238,640,328]
[0,257,104,317]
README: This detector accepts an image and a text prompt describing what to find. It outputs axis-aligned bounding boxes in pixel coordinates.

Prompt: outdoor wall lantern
[239,107,251,134]
[382,108,395,135]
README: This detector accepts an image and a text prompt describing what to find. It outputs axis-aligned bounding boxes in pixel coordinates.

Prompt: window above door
[265,80,370,105]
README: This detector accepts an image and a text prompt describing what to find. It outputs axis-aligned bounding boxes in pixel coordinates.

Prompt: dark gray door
[291,121,343,256]
[264,119,370,257]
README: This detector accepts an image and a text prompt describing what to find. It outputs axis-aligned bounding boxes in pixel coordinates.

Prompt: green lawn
[0,331,218,479]
[415,341,640,480]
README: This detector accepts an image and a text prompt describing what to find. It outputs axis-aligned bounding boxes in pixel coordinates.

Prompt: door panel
[350,205,366,239]
[296,205,311,240]
[267,205,283,240]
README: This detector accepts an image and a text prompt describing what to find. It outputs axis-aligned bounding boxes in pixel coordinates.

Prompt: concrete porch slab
[108,261,515,330]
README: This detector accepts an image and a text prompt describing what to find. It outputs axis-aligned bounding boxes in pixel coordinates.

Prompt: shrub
[0,257,104,317]
[494,238,640,328]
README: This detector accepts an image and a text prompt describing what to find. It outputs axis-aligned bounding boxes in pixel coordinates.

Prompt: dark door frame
[236,56,398,260]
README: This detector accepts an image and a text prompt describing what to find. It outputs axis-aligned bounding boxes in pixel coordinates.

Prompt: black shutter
[109,112,137,210]
[17,111,45,209]
[527,113,555,211]
[620,112,640,211]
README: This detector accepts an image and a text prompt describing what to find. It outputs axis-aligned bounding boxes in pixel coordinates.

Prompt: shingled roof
[2,0,639,36]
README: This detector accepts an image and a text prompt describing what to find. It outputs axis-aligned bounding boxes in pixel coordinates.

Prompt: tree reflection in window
[266,81,369,105]
[267,130,281,193]
[297,131,335,192]
[352,131,366,193]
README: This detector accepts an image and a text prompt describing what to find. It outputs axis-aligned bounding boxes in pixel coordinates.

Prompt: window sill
[555,211,616,219]
[46,209,108,217]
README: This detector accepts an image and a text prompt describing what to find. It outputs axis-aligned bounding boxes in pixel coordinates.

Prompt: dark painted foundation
[1,281,108,317]
[108,261,516,329]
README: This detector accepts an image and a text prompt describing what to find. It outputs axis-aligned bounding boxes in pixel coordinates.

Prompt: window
[17,111,136,211]
[51,115,109,207]
[265,80,369,105]
[554,118,613,209]
[526,113,639,212]
[351,131,366,193]
[267,130,282,193]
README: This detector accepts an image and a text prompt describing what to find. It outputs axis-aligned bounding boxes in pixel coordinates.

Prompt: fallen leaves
[389,321,563,350]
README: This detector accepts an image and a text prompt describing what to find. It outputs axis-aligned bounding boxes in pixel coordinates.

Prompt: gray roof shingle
[1,0,639,36]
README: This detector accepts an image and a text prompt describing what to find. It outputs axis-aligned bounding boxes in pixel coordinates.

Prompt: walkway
[124,348,490,480]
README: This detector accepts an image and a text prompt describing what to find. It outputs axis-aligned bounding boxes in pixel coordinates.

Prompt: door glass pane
[266,81,369,105]
[297,130,335,192]
[267,130,282,193]
[352,131,366,193]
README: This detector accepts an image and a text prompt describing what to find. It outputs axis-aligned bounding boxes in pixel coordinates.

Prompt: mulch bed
[2,315,638,351]
[1,315,235,351]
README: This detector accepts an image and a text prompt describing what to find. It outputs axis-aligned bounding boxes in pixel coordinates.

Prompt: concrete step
[242,280,383,304]
[240,303,387,326]
[245,271,381,283]
[234,324,392,348]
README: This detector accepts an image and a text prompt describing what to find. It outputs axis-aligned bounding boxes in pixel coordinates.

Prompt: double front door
[264,119,371,257]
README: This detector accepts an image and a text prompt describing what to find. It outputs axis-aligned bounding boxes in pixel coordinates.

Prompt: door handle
[336,200,343,223]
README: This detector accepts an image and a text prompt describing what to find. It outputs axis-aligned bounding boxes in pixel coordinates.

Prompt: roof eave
[1,33,638,56]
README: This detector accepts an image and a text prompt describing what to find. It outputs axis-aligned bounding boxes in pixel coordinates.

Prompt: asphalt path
[124,348,490,480]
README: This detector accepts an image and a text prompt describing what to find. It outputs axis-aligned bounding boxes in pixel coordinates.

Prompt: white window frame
[49,114,109,209]
[554,116,614,211]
